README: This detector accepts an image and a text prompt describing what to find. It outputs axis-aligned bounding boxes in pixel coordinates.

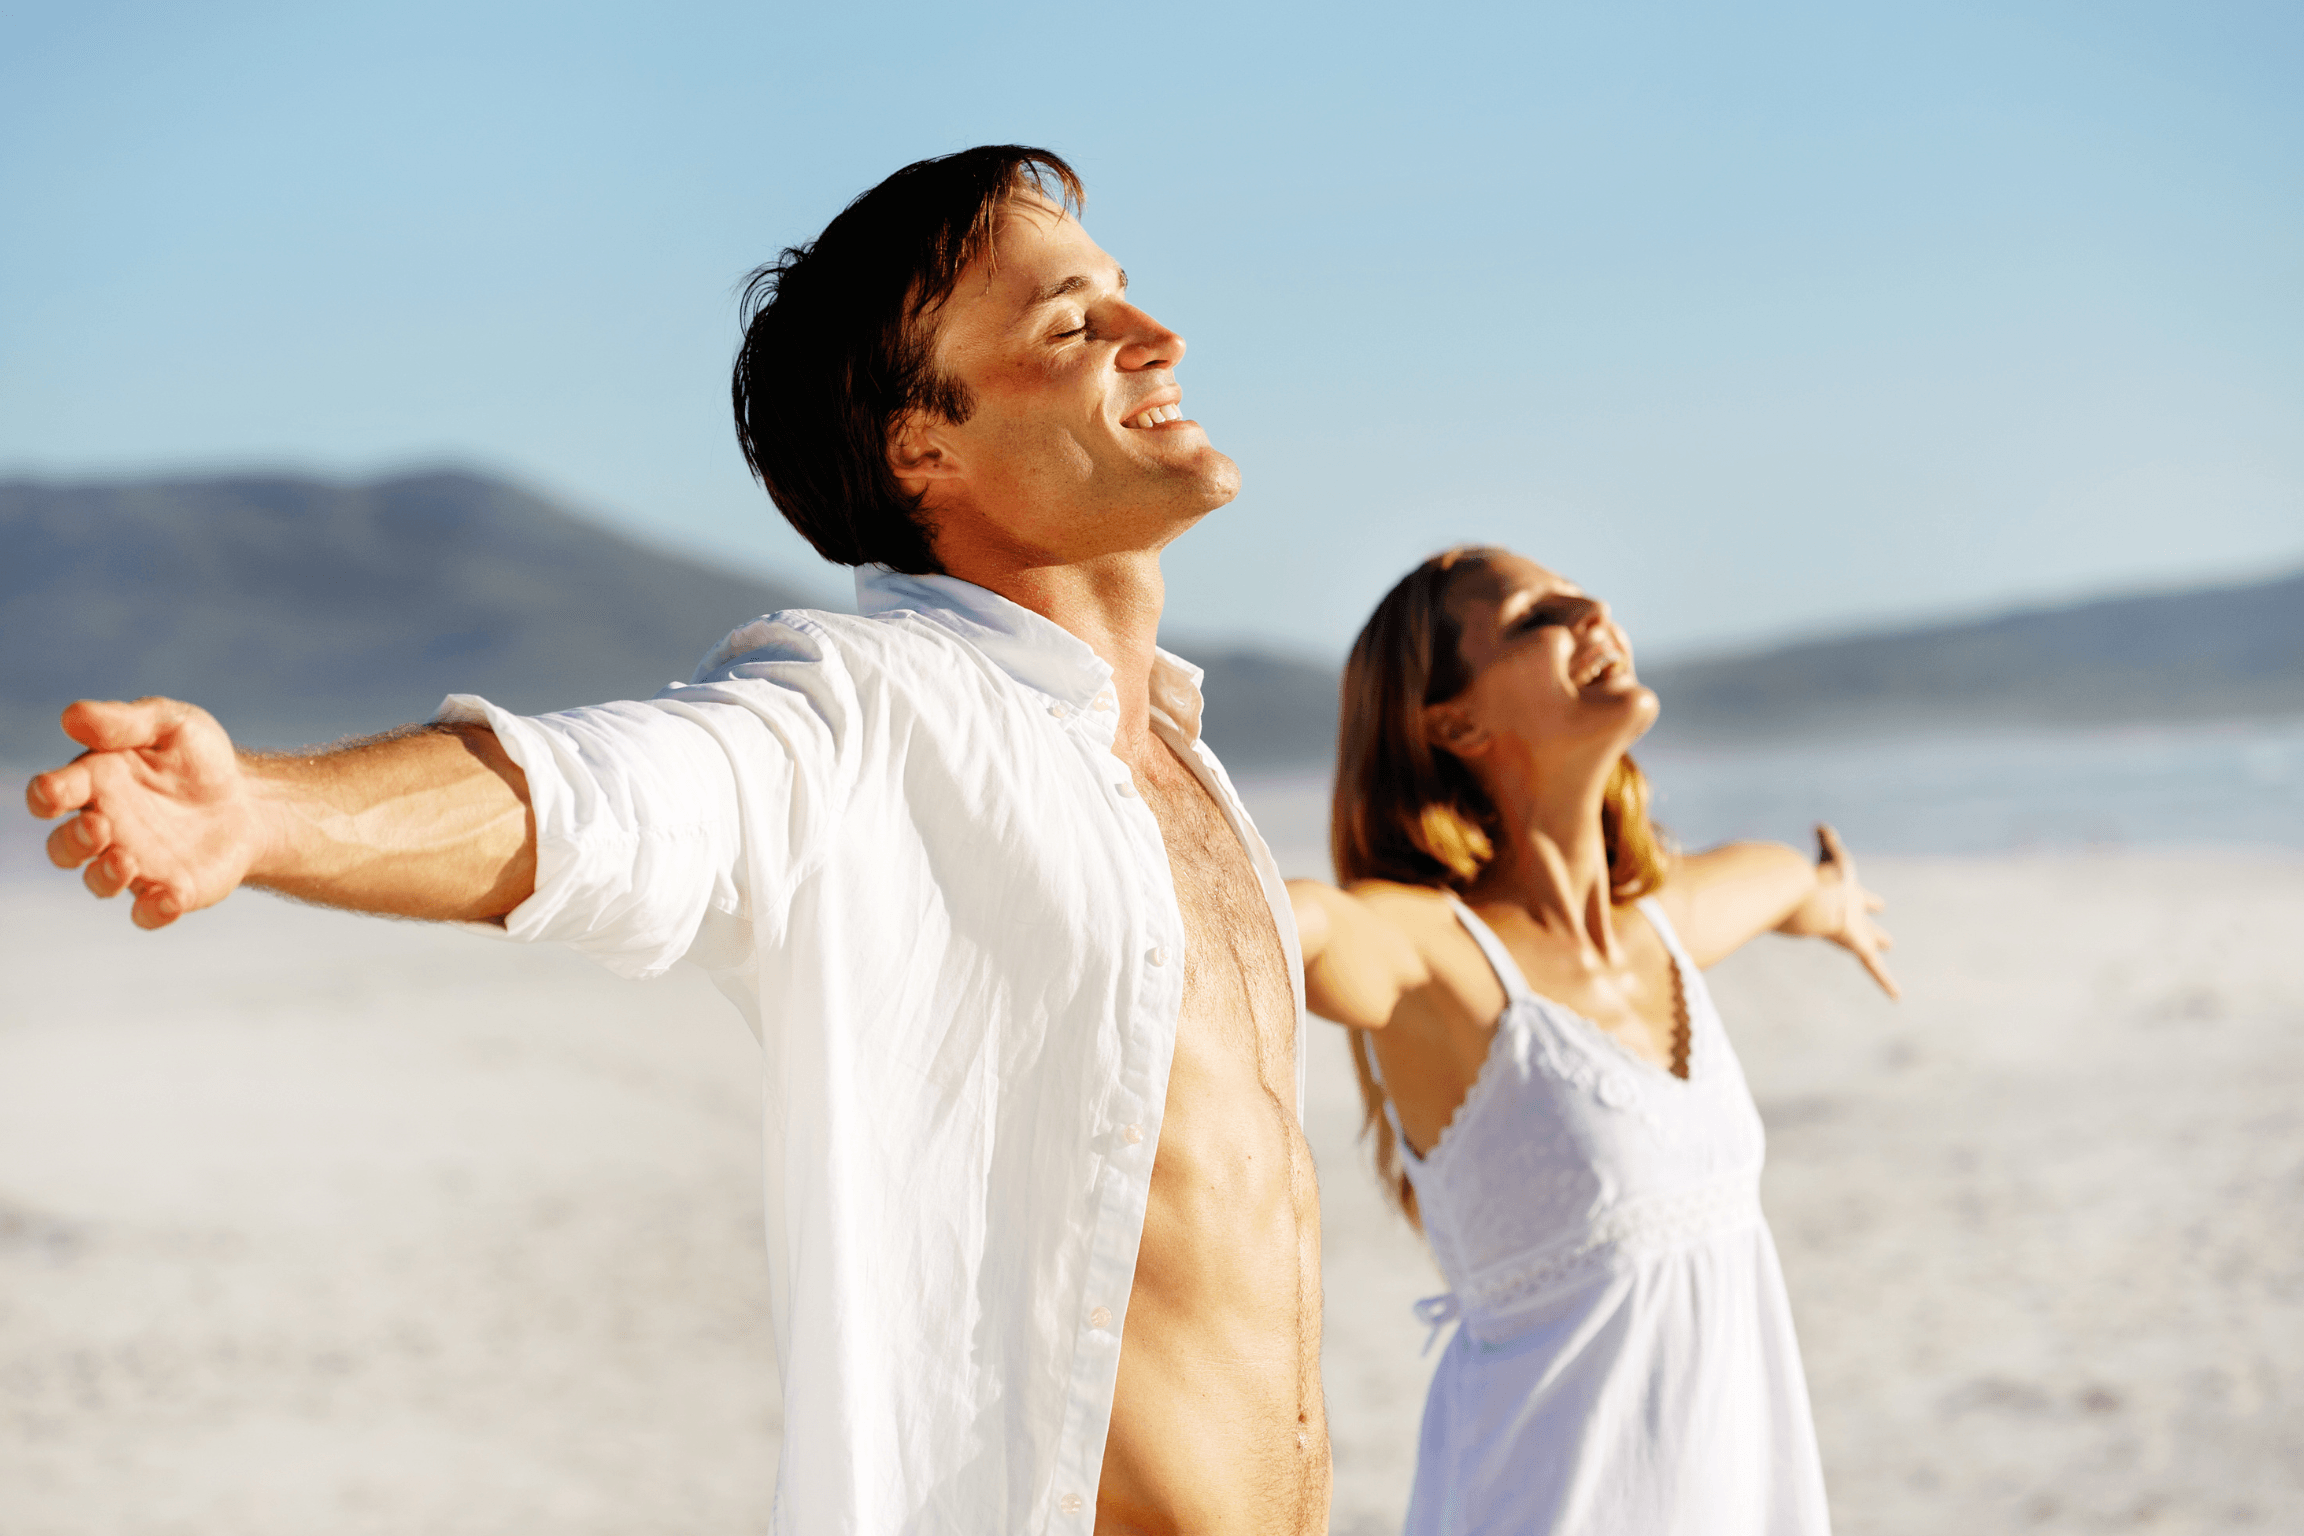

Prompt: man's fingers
[130,886,183,930]
[83,847,136,900]
[1816,823,1847,864]
[59,696,191,754]
[45,811,106,869]
[25,760,94,820]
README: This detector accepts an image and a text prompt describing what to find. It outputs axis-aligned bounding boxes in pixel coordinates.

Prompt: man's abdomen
[1096,1047,1327,1535]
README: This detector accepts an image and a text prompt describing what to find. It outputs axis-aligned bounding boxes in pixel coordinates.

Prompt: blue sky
[2,0,2297,659]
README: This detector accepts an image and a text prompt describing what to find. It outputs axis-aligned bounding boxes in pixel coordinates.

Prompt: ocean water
[8,718,2302,887]
[1234,717,2304,878]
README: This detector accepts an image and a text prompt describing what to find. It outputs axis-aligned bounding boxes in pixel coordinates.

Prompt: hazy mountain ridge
[0,472,814,749]
[4,472,2295,768]
[1640,569,2304,742]
[0,470,1341,766]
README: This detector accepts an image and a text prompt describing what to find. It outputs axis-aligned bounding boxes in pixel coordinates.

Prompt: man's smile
[1124,398,1186,429]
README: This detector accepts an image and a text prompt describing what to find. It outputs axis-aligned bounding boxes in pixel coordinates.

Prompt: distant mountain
[1642,569,2304,742]
[1191,566,2304,762]
[0,472,814,750]
[0,470,1340,769]
[1177,649,1341,771]
[7,472,2293,769]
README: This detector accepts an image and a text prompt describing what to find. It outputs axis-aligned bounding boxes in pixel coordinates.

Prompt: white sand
[1,850,2299,1534]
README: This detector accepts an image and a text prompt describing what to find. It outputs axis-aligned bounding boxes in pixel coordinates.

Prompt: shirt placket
[1043,686,1186,1532]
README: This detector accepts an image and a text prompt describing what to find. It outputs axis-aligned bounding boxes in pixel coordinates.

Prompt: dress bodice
[1389,895,1830,1535]
[1398,896,1770,1345]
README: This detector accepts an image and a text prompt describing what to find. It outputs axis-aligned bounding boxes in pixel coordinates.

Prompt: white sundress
[1390,896,1831,1536]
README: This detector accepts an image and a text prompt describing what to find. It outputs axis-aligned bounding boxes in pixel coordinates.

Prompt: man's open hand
[24,698,271,930]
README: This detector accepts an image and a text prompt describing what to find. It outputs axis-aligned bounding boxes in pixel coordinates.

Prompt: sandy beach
[2,846,2299,1534]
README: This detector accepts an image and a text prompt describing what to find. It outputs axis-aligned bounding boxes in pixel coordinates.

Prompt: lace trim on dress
[1455,1173,1765,1329]
[1401,998,1530,1169]
[1402,896,1542,1170]
[1636,896,1703,1081]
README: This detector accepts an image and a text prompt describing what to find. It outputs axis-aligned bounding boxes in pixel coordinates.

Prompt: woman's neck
[1469,756,1621,963]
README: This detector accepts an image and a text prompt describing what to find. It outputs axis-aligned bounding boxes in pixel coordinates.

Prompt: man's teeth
[1127,404,1183,428]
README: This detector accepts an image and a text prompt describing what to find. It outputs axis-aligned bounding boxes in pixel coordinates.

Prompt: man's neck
[942,545,1170,765]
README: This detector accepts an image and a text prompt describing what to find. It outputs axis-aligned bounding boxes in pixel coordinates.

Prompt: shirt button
[1089,1306,1113,1330]
[1122,1123,1144,1145]
[1092,692,1115,712]
[1147,946,1167,967]
[1059,1493,1085,1515]
[1116,780,1138,798]
[1048,704,1068,719]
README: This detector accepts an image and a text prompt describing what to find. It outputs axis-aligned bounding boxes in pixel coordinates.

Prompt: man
[23,147,1326,1532]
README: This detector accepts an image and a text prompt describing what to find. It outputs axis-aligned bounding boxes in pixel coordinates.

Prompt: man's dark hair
[731,146,1085,574]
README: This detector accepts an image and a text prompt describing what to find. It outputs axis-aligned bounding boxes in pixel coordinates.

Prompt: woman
[1291,547,1897,1535]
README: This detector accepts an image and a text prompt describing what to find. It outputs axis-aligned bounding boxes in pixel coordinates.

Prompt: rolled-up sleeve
[432,616,852,980]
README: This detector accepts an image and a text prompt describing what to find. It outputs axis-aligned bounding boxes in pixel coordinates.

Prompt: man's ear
[888,410,965,497]
[1422,702,1490,761]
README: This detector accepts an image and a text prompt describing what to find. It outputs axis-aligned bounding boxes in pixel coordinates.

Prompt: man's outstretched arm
[24,697,536,930]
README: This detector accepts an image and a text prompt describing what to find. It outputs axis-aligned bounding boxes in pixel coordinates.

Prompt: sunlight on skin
[25,698,534,930]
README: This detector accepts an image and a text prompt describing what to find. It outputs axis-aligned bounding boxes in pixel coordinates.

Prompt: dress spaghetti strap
[1634,896,1697,975]
[1445,895,1538,1006]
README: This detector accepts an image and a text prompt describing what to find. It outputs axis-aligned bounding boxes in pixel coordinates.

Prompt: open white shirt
[436,565,1305,1534]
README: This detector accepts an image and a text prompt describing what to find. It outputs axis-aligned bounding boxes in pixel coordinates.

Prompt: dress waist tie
[1413,1292,1462,1356]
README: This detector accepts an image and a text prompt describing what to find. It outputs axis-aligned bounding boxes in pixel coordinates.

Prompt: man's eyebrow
[1023,267,1128,310]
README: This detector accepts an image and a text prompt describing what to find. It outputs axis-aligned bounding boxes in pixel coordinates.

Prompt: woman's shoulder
[1342,880,1480,952]
[1342,878,1458,917]
[1342,880,1510,1028]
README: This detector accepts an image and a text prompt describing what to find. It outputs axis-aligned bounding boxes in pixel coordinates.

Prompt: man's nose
[1115,304,1185,370]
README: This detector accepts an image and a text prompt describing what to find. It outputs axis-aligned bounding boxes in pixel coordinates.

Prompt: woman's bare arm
[24,697,536,929]
[1656,824,1898,997]
[1656,840,1817,965]
[1288,878,1430,1030]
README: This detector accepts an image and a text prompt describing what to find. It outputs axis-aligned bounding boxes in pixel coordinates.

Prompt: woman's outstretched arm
[1287,879,1431,1030]
[1656,824,1899,998]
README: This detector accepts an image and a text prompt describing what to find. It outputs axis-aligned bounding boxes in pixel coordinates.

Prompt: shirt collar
[856,565,1206,744]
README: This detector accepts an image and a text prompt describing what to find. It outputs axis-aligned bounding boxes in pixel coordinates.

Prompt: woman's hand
[1775,824,1899,999]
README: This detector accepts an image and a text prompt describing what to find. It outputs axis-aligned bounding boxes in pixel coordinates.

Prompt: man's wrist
[237,752,315,887]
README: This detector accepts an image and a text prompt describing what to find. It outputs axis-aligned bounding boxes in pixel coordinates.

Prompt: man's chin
[1182,445,1242,511]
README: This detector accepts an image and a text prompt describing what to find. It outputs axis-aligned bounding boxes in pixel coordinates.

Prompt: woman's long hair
[1330,547,1673,1225]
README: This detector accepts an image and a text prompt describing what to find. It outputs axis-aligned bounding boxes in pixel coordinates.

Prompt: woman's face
[1429,551,1658,766]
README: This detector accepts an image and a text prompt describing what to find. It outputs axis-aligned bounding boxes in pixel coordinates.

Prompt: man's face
[894,194,1239,565]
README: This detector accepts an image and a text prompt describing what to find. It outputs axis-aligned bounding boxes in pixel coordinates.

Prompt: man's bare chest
[1132,753,1294,1066]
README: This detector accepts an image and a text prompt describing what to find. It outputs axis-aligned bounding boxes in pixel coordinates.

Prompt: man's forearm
[246,724,537,922]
